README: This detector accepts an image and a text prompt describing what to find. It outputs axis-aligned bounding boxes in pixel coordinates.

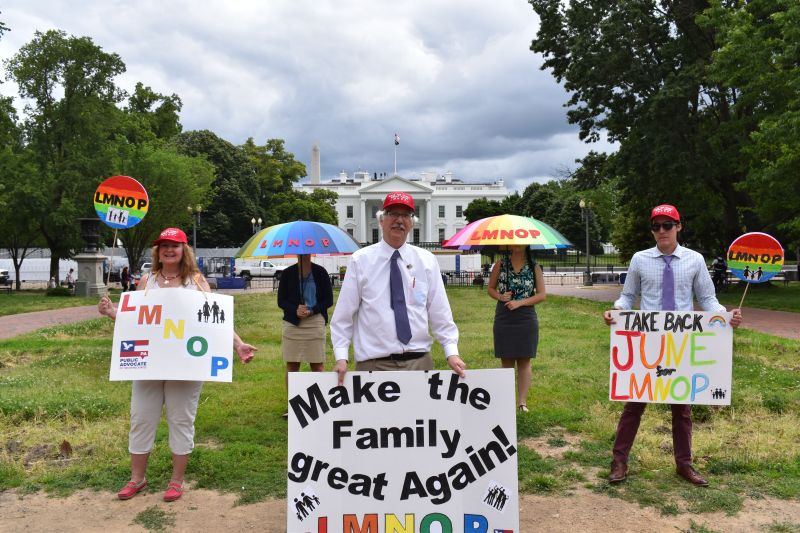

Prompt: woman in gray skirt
[277,254,333,417]
[487,245,546,412]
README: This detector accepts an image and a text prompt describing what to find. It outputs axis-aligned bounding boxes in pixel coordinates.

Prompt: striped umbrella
[443,214,572,251]
[236,220,361,258]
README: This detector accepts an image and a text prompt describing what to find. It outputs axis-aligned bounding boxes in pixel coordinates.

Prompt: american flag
[394,133,400,146]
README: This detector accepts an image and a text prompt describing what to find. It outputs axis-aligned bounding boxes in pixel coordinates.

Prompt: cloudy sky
[0,0,613,193]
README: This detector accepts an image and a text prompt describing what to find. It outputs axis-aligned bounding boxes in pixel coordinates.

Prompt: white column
[425,200,433,242]
[360,199,367,243]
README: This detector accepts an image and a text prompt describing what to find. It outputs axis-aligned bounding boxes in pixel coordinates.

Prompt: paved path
[0,305,100,340]
[547,285,800,340]
[0,287,797,341]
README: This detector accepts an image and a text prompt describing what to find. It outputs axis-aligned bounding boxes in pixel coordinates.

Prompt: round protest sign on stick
[727,232,784,283]
[94,176,150,285]
[94,176,149,229]
[727,232,784,309]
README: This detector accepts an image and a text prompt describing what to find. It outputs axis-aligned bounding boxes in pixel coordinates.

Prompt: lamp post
[187,204,202,251]
[250,216,262,234]
[580,199,593,286]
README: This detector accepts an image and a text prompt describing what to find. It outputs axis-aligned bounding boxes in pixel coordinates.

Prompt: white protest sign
[287,369,519,533]
[609,310,733,405]
[109,290,234,382]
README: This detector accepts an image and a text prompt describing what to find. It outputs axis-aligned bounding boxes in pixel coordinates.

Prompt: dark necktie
[390,250,412,344]
[662,255,675,311]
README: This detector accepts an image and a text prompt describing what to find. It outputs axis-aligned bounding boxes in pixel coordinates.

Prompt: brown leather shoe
[608,461,627,483]
[676,464,708,486]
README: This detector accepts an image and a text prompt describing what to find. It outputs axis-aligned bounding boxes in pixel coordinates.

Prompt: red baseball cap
[383,192,415,212]
[152,227,188,246]
[650,204,680,222]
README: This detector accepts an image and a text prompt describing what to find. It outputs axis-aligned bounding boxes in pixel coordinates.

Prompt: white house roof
[358,175,434,197]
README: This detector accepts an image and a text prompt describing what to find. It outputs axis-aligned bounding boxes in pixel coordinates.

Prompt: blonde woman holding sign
[487,244,546,413]
[99,228,257,502]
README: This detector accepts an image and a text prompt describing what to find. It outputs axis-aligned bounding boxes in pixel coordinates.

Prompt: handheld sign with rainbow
[727,232,784,283]
[94,175,149,229]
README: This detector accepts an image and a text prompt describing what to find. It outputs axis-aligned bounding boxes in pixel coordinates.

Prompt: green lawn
[0,290,100,317]
[716,282,800,313]
[0,289,798,517]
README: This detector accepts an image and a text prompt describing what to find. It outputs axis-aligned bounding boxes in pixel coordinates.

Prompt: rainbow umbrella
[236,220,361,258]
[443,214,572,251]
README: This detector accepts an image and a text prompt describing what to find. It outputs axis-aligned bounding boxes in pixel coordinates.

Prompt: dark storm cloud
[0,0,613,193]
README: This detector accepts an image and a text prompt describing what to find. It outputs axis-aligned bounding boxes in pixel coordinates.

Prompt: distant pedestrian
[121,266,130,292]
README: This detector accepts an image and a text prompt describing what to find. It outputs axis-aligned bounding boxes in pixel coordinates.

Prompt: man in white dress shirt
[603,204,742,487]
[331,192,467,384]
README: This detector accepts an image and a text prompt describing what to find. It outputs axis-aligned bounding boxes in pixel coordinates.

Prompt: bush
[45,287,73,297]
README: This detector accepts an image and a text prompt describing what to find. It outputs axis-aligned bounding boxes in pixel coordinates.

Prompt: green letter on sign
[186,336,208,357]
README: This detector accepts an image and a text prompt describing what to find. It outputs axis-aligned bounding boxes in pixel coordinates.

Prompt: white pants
[129,380,203,455]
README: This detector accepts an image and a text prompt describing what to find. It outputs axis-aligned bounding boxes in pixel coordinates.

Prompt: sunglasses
[651,222,678,232]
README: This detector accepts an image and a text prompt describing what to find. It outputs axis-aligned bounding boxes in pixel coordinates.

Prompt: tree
[126,82,182,142]
[5,29,127,277]
[518,180,604,254]
[703,0,800,255]
[270,189,338,225]
[0,97,45,288]
[464,197,505,223]
[173,130,259,247]
[528,0,761,258]
[174,133,333,247]
[109,143,214,270]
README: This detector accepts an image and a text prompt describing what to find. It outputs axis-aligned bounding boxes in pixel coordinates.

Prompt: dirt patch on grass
[520,426,583,459]
[2,487,800,532]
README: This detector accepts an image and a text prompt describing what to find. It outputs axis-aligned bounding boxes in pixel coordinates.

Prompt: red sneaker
[117,480,147,500]
[163,481,184,502]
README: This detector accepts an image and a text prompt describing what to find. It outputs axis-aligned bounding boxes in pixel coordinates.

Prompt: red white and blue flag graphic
[120,340,149,358]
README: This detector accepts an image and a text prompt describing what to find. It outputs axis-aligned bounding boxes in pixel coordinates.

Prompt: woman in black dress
[487,245,546,412]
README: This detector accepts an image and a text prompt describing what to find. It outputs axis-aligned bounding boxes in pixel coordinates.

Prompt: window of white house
[346,205,353,218]
[438,228,445,242]
[438,205,445,218]
[347,228,354,236]
[372,228,379,243]
[413,228,420,243]
[456,205,463,218]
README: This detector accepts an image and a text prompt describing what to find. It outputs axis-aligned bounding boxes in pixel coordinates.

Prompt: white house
[297,171,509,244]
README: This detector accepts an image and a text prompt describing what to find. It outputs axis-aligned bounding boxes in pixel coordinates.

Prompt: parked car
[0,269,9,285]
[234,259,287,281]
[140,262,152,277]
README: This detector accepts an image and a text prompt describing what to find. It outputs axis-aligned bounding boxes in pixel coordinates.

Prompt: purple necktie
[662,255,675,311]
[390,250,412,344]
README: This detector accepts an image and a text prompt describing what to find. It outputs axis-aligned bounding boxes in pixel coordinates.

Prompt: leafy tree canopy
[529,0,800,259]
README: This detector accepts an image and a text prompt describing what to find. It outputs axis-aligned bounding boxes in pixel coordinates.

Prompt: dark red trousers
[612,402,693,466]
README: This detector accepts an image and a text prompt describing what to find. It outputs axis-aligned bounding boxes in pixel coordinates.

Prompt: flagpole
[393,132,399,176]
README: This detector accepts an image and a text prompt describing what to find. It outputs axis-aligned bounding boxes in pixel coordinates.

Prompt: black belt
[375,352,426,362]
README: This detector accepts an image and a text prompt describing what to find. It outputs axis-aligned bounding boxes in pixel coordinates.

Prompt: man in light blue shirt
[603,204,742,487]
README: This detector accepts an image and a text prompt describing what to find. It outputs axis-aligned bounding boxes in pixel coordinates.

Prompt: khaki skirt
[282,313,326,363]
